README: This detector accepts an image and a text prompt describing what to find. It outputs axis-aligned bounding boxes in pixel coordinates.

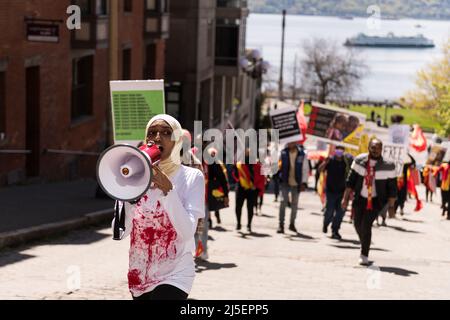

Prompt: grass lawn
[303,103,440,133]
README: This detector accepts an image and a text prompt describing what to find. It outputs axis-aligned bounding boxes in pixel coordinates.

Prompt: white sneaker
[200,252,209,261]
[358,255,370,266]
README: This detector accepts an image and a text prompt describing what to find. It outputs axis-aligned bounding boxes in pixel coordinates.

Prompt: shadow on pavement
[237,231,272,239]
[208,235,215,241]
[378,266,419,277]
[401,218,424,224]
[47,229,110,245]
[211,226,228,232]
[286,233,317,241]
[195,261,238,274]
[0,252,36,268]
[310,212,324,217]
[330,245,389,252]
[257,214,275,219]
[386,225,422,234]
[338,238,361,245]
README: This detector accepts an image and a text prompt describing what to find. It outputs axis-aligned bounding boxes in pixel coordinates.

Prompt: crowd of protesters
[180,131,450,270]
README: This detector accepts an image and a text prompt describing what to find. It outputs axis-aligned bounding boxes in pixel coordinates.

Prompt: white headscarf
[145,114,183,178]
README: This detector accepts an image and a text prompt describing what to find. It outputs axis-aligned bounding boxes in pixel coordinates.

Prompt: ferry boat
[344,33,435,48]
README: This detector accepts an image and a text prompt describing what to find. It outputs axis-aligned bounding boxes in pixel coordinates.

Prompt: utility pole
[292,53,297,101]
[107,0,119,146]
[279,9,286,101]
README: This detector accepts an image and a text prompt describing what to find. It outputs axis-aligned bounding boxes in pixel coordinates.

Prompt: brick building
[0,0,168,187]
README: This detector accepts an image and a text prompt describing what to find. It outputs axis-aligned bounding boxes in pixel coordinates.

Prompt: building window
[122,48,132,80]
[71,56,93,121]
[96,0,108,15]
[145,0,168,13]
[73,0,92,15]
[124,0,132,12]
[165,83,181,119]
[215,24,239,66]
[145,0,157,10]
[0,72,5,134]
[145,44,156,79]
[217,0,245,8]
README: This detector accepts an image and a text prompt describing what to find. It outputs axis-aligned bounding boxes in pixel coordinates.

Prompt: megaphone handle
[113,201,126,241]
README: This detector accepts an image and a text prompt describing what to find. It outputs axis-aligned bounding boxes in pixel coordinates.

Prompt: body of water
[247,14,450,101]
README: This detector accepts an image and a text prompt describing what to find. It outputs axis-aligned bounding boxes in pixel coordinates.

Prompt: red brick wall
[0,0,167,187]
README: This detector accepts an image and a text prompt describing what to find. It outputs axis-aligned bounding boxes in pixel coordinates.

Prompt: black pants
[132,284,188,300]
[442,190,450,217]
[353,198,381,257]
[236,186,257,227]
[425,189,433,202]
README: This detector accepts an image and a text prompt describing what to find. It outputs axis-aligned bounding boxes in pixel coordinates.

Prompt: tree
[298,38,367,103]
[403,40,450,137]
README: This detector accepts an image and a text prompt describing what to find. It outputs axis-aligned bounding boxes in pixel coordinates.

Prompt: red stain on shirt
[128,203,178,294]
[128,269,141,287]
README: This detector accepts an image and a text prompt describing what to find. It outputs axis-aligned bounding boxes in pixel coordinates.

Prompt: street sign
[26,23,59,43]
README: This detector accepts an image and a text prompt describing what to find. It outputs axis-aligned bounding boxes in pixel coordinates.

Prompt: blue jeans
[324,191,345,233]
[279,185,300,226]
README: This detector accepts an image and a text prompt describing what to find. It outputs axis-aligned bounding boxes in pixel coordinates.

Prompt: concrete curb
[0,209,113,250]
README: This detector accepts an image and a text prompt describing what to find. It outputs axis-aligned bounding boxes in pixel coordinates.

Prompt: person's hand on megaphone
[152,165,173,196]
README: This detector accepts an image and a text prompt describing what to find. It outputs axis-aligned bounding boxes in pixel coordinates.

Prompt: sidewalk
[0,179,114,249]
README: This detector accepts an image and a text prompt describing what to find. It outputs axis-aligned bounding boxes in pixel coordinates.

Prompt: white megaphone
[96,142,162,202]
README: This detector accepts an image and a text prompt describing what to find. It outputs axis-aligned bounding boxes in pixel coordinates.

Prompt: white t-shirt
[361,160,377,198]
[113,165,205,298]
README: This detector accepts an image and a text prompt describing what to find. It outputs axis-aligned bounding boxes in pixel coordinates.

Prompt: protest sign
[389,124,410,146]
[270,106,304,146]
[382,143,408,177]
[110,80,166,145]
[306,102,366,150]
[427,145,448,165]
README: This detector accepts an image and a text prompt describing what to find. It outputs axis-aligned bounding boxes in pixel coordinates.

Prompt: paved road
[1,185,449,300]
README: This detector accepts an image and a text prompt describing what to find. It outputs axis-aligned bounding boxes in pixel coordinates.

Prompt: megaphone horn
[96,143,162,202]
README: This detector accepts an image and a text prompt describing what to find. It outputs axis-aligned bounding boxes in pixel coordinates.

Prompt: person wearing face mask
[342,139,397,266]
[318,145,350,240]
[112,115,205,300]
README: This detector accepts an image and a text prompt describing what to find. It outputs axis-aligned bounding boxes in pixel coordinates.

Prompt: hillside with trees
[248,0,450,20]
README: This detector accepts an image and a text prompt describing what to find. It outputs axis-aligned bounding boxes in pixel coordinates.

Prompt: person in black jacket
[342,139,397,266]
[207,148,230,228]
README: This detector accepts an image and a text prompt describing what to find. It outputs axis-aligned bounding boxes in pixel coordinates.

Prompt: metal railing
[44,149,101,156]
[0,150,32,154]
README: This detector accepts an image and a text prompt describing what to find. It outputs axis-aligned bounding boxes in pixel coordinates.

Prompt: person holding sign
[113,114,205,300]
[342,139,397,266]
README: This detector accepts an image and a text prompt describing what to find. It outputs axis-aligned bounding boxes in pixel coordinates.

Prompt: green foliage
[248,0,450,20]
[403,40,450,137]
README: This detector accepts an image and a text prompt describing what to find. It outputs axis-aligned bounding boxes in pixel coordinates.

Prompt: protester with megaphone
[111,114,205,300]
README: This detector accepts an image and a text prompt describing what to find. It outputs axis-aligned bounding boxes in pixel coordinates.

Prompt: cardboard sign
[427,145,448,165]
[110,80,166,145]
[382,143,408,177]
[389,124,410,146]
[270,106,304,146]
[306,102,366,150]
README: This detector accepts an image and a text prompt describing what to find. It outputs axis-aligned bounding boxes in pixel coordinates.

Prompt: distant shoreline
[248,11,450,22]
